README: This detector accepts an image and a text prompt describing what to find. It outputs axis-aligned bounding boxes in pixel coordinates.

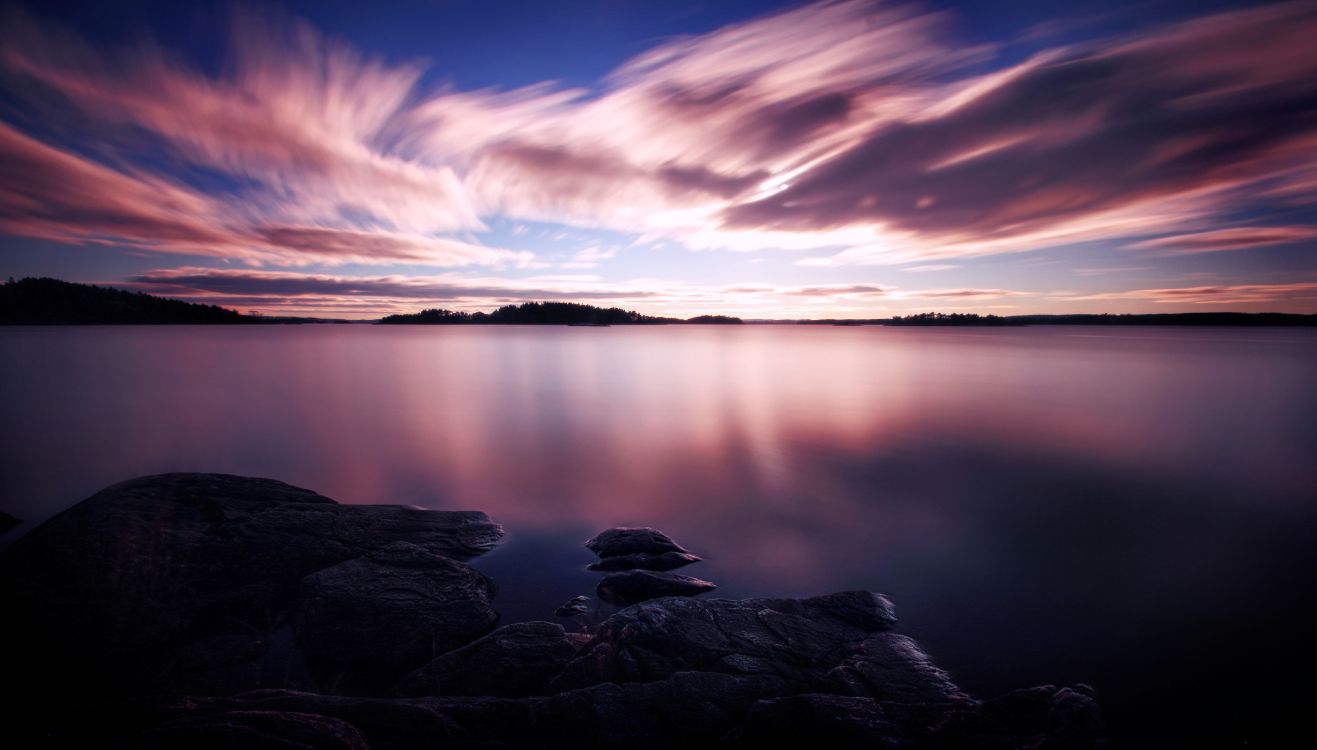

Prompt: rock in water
[586,550,702,572]
[553,595,590,617]
[585,526,690,557]
[0,473,504,701]
[595,570,717,606]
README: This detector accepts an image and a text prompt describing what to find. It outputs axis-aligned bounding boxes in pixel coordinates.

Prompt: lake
[2,324,1315,745]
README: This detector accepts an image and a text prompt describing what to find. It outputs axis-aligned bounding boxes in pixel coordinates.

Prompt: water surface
[2,325,1315,745]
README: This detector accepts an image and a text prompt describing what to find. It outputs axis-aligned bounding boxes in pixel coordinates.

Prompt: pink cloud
[1,0,1315,271]
[0,121,526,267]
[1128,226,1317,253]
[118,267,1043,319]
[1060,282,1317,305]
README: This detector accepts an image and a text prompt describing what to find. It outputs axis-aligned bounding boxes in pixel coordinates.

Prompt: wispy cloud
[118,267,1042,318]
[1060,282,1317,305]
[1127,226,1317,254]
[1,0,1315,285]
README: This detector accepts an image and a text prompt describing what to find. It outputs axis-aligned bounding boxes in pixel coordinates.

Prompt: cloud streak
[0,0,1314,302]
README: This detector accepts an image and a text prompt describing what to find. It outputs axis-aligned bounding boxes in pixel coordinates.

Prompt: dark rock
[595,570,717,606]
[553,595,590,617]
[0,510,19,534]
[728,694,904,748]
[0,473,503,701]
[147,675,1105,750]
[394,621,586,698]
[155,673,792,750]
[585,550,702,572]
[294,542,499,694]
[929,684,1107,750]
[147,709,370,750]
[551,590,898,691]
[823,633,972,734]
[584,526,689,558]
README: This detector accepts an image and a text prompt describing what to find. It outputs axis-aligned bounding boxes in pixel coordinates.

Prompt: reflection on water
[2,325,1315,744]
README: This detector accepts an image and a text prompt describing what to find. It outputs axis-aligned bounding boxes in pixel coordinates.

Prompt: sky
[1,0,1315,319]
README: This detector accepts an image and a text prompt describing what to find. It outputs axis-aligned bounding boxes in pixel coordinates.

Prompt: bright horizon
[2,0,1315,319]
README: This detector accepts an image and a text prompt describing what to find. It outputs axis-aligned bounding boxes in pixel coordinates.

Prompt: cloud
[903,288,1026,299]
[561,245,619,270]
[1060,282,1317,305]
[1127,226,1317,254]
[118,267,1041,318]
[722,2,1317,261]
[0,1,979,262]
[901,264,960,272]
[783,284,894,298]
[2,0,1316,273]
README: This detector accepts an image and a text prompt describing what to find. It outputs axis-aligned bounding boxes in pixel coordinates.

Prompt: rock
[145,676,1105,750]
[294,542,499,694]
[595,570,717,606]
[147,709,370,750]
[929,684,1107,750]
[394,621,586,698]
[584,527,689,558]
[728,694,904,748]
[585,550,702,572]
[553,595,590,618]
[551,590,899,691]
[153,673,792,750]
[824,633,973,735]
[0,473,503,701]
[0,510,19,534]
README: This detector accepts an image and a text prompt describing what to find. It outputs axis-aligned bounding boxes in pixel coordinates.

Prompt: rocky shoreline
[0,474,1105,748]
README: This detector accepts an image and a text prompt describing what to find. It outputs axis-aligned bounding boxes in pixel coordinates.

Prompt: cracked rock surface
[1,474,1106,748]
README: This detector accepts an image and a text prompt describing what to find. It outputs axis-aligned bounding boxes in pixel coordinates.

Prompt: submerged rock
[554,595,590,618]
[0,473,504,700]
[595,570,717,606]
[585,526,690,557]
[586,550,702,572]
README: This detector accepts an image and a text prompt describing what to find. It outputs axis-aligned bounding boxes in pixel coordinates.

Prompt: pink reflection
[4,325,1314,593]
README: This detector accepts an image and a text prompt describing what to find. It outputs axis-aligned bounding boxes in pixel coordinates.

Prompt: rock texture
[554,594,590,617]
[394,621,589,698]
[586,549,701,571]
[2,474,1106,748]
[596,569,718,605]
[0,473,503,701]
[295,542,498,694]
[585,526,689,557]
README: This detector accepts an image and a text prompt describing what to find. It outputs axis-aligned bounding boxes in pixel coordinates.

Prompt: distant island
[799,311,1317,327]
[2,277,1314,326]
[0,277,341,325]
[378,302,743,325]
[1,277,261,325]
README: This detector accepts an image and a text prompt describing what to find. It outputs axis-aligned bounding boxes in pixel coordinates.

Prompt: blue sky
[2,0,1315,317]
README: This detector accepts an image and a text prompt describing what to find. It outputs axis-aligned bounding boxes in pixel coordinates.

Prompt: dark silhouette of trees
[0,277,256,324]
[887,312,1020,326]
[683,315,744,324]
[380,302,690,325]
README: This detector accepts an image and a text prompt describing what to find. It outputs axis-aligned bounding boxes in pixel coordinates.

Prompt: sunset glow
[2,0,1314,317]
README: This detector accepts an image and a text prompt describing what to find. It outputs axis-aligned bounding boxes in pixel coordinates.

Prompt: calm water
[2,325,1315,744]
